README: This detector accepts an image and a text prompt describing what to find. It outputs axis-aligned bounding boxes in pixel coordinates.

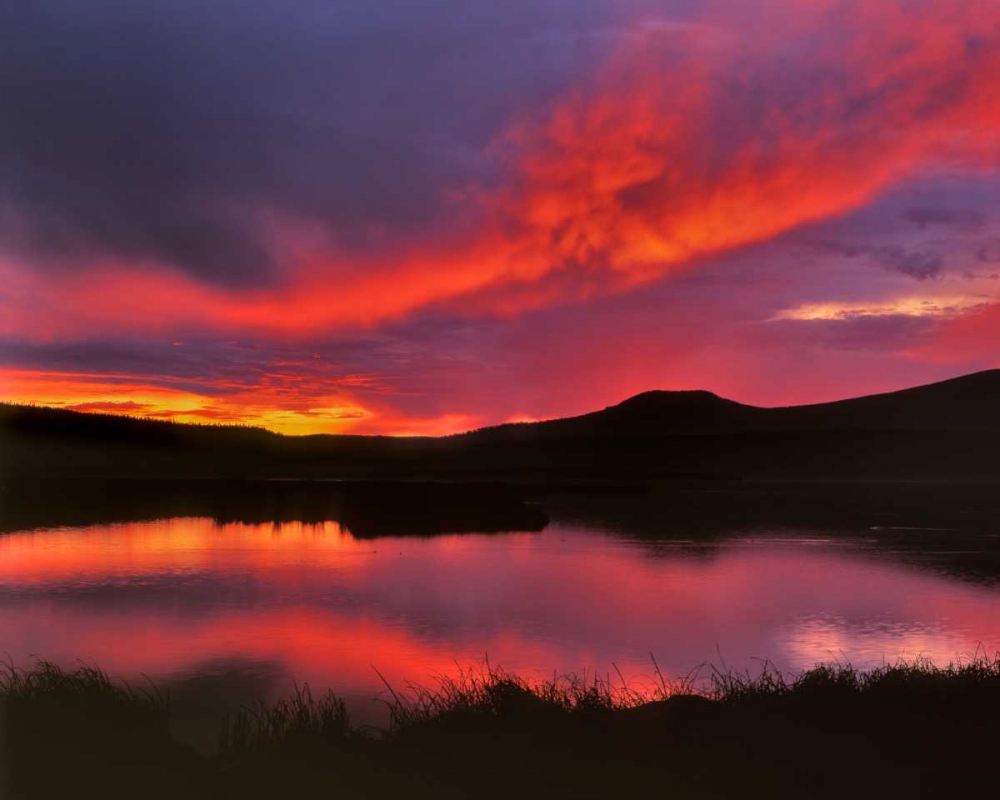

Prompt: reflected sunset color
[5,3,1000,794]
[3,515,999,722]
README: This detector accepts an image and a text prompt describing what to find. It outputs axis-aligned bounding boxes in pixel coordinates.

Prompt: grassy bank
[3,657,1000,798]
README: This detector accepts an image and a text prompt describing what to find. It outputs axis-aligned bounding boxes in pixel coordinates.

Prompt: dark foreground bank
[7,370,1000,482]
[3,657,1000,799]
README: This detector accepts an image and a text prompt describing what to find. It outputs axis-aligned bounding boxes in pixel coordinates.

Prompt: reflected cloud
[3,516,1000,720]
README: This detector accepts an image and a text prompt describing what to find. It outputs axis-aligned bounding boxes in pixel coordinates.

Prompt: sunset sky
[2,0,999,434]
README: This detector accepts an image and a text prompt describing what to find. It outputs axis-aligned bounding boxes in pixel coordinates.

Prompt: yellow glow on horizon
[0,368,488,436]
[773,295,993,322]
[0,368,374,436]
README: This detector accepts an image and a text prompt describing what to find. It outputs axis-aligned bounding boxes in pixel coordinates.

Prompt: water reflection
[3,515,1000,730]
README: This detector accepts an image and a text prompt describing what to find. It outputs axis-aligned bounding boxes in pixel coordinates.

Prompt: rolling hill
[2,370,999,481]
[466,369,1000,440]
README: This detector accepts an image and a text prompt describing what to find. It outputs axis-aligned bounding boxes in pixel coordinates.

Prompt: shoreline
[5,656,1000,798]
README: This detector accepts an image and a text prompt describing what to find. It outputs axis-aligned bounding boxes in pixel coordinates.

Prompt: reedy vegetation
[7,653,1000,751]
[6,654,1000,799]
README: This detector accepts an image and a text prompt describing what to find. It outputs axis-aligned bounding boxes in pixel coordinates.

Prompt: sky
[1,0,999,435]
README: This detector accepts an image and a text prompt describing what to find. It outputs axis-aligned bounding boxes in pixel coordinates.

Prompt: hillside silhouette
[466,369,1000,439]
[3,370,1000,481]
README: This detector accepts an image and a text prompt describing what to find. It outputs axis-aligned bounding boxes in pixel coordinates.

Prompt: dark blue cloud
[0,0,667,286]
[978,241,1000,264]
[903,207,986,231]
[873,246,943,281]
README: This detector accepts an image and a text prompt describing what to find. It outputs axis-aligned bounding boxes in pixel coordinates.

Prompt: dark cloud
[902,207,986,231]
[873,246,943,281]
[759,314,937,353]
[0,323,491,412]
[807,240,867,259]
[978,241,1000,264]
[807,240,943,281]
[0,0,651,286]
[0,338,256,395]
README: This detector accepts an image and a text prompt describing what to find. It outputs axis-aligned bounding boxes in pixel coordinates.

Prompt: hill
[464,369,1000,440]
[2,370,1000,481]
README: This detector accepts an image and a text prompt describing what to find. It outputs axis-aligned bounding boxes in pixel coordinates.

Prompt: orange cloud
[495,0,1000,283]
[3,0,998,343]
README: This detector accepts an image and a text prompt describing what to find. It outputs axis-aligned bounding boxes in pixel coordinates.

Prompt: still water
[3,498,1000,729]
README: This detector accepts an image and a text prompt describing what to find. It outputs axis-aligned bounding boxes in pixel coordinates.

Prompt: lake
[3,486,1000,740]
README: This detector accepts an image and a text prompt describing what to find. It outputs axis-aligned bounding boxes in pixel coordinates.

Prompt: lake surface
[3,491,1000,734]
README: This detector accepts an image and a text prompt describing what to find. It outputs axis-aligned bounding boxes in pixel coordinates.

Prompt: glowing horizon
[2,0,999,434]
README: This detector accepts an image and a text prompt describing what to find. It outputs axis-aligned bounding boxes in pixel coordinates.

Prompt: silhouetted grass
[0,660,213,799]
[5,656,1000,798]
[219,683,350,754]
[1,658,162,707]
[370,659,688,733]
[701,651,1000,712]
[0,658,171,750]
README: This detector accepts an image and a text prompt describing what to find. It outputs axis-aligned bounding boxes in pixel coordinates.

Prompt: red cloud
[917,300,1000,365]
[6,1,1000,342]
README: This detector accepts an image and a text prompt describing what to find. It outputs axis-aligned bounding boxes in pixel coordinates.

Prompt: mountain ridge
[462,369,1000,440]
[3,370,1000,481]
[2,369,1000,442]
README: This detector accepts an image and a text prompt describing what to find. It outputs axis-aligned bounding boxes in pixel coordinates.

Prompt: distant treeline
[0,476,549,538]
[3,370,1000,481]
